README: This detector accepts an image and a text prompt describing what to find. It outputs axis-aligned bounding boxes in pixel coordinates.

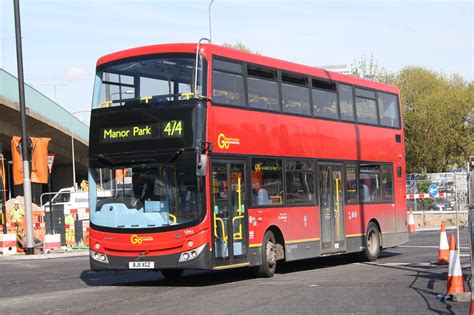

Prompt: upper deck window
[281,74,311,116]
[212,59,245,107]
[378,92,400,128]
[338,84,355,122]
[355,88,378,125]
[92,54,205,109]
[312,80,338,120]
[247,66,280,112]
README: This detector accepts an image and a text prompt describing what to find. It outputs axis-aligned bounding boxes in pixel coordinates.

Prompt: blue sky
[1,0,472,116]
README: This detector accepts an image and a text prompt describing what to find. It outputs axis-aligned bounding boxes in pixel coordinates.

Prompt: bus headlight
[178,243,206,262]
[90,250,109,264]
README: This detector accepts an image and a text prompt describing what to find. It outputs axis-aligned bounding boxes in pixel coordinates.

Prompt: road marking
[369,262,433,266]
[365,261,471,268]
[401,245,470,250]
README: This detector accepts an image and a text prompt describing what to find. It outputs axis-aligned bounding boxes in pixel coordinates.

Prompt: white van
[42,187,111,220]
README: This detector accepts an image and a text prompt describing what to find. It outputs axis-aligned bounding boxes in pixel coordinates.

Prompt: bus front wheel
[257,230,277,278]
[364,222,381,261]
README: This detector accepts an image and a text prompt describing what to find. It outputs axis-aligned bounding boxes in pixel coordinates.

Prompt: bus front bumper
[90,243,212,271]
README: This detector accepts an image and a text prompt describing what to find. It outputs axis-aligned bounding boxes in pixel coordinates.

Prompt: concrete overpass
[0,69,89,201]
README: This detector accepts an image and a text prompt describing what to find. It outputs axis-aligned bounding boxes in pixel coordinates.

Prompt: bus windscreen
[91,54,204,109]
[89,152,202,230]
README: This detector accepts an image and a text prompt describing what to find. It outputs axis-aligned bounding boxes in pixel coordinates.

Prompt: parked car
[426,198,454,211]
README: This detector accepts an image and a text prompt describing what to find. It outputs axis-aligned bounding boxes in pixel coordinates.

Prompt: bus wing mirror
[196,154,208,176]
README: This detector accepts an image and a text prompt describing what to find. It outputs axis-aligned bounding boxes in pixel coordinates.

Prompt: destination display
[100,120,183,143]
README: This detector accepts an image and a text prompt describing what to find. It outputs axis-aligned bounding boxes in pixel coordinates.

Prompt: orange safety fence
[33,210,46,242]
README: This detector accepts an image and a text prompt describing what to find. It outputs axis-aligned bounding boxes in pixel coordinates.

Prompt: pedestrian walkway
[0,248,88,260]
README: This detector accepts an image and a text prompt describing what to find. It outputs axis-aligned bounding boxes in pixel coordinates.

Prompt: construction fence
[1,196,89,252]
[407,171,471,257]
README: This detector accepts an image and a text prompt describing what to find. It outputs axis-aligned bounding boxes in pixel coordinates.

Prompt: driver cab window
[53,192,71,203]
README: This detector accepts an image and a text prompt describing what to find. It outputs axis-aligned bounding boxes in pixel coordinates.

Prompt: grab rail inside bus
[233,177,243,240]
[213,214,227,243]
[232,215,244,240]
[168,213,177,225]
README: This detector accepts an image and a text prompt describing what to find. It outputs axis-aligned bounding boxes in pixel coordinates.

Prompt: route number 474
[163,120,183,136]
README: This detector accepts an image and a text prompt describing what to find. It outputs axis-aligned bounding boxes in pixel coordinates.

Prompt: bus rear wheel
[364,222,381,262]
[161,269,183,281]
[257,230,277,278]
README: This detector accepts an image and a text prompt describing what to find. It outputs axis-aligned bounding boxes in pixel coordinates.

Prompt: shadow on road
[80,250,401,288]
[360,257,471,315]
[277,250,399,274]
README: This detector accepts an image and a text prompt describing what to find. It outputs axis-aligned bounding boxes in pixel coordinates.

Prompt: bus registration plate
[129,261,154,269]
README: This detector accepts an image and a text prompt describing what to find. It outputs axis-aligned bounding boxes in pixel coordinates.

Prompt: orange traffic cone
[437,222,449,265]
[408,208,416,233]
[446,234,465,295]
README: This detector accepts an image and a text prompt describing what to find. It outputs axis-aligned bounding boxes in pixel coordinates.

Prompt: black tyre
[161,269,183,281]
[364,222,381,262]
[257,230,277,278]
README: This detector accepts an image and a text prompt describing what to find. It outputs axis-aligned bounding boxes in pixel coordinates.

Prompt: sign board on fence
[47,154,56,174]
[428,184,439,198]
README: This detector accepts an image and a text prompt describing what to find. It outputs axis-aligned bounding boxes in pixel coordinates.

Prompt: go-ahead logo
[217,133,240,149]
[130,234,153,245]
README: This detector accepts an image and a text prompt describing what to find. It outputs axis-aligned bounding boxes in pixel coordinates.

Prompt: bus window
[359,164,381,202]
[251,158,284,206]
[89,153,202,229]
[312,80,338,120]
[285,160,314,205]
[92,54,204,109]
[247,67,280,112]
[281,74,311,116]
[345,163,358,203]
[381,164,394,201]
[378,92,400,128]
[212,59,245,107]
[355,88,378,125]
[338,84,355,122]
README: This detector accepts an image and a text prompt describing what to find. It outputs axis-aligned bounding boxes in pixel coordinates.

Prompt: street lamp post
[70,110,90,189]
[13,0,34,255]
[208,0,214,43]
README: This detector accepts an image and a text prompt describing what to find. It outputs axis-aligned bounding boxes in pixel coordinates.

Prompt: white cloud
[65,67,89,81]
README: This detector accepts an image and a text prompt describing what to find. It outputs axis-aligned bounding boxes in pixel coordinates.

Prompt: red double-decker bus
[88,42,407,278]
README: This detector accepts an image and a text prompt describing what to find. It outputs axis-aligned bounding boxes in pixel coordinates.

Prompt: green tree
[351,55,473,172]
[351,54,394,82]
[222,42,260,54]
[394,67,474,172]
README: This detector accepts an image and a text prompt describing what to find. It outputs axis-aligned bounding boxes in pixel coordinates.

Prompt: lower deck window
[286,160,314,205]
[251,158,283,206]
[359,164,381,202]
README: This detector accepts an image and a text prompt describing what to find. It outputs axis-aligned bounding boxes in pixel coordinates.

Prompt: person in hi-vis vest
[10,199,25,237]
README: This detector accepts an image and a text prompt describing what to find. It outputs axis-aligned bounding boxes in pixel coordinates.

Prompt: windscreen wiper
[168,148,184,163]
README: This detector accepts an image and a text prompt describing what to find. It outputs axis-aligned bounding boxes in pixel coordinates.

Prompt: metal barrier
[407,171,470,257]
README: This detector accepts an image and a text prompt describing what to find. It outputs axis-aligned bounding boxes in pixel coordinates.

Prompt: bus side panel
[248,206,321,262]
[208,106,359,160]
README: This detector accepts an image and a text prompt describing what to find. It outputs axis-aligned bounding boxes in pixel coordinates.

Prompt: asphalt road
[0,231,471,314]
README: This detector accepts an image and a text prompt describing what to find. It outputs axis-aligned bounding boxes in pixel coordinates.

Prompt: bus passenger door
[211,160,249,267]
[319,164,346,254]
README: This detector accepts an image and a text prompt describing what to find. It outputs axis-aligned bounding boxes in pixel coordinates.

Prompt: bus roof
[96,43,399,94]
